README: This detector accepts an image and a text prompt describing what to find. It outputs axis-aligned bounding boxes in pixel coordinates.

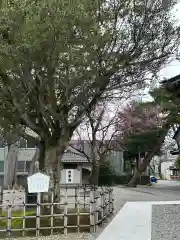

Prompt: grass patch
[0,207,93,238]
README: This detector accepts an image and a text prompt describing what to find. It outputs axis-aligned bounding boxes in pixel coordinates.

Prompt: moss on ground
[0,207,91,238]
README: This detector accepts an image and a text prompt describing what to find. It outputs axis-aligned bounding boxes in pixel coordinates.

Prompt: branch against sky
[72,102,120,156]
[0,0,178,147]
[71,101,120,185]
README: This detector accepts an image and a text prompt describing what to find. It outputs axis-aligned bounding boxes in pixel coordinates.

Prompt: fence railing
[0,185,114,238]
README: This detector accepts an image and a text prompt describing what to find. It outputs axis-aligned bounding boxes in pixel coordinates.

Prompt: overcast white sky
[138,1,180,102]
[157,1,180,148]
[158,1,180,80]
[74,2,180,139]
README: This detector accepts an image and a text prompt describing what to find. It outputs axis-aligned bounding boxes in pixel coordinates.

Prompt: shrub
[114,174,133,185]
[98,160,115,186]
[175,156,180,169]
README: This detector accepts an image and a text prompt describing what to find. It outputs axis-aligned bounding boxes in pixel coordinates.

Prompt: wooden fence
[0,185,114,238]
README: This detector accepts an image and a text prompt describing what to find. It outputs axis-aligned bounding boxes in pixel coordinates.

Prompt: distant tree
[115,100,168,186]
[72,102,119,185]
[175,156,180,169]
[98,159,115,186]
[120,86,180,186]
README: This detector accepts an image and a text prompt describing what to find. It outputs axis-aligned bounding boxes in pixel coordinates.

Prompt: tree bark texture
[158,160,163,179]
[127,168,141,187]
[128,123,170,187]
[29,141,45,176]
[28,148,40,176]
[39,140,45,171]
[4,141,19,189]
[89,162,99,185]
[43,143,68,202]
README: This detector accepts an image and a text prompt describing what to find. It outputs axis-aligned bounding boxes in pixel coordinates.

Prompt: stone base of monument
[2,190,26,212]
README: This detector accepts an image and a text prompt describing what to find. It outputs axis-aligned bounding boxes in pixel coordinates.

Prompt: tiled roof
[161,74,180,93]
[61,146,89,163]
[161,74,180,85]
[62,152,89,163]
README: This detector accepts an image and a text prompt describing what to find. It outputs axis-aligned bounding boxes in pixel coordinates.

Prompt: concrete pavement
[113,180,180,214]
[97,180,180,240]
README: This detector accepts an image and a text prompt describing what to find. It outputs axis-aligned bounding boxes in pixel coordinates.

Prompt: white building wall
[161,161,174,180]
[60,166,82,185]
[160,151,177,179]
[0,147,36,163]
[151,151,177,179]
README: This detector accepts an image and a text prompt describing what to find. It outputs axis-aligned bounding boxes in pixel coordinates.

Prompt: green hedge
[99,173,116,186]
[98,160,116,186]
[98,159,134,186]
[114,174,133,185]
[99,174,134,186]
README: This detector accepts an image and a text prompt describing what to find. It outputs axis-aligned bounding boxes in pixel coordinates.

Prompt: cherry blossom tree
[115,100,169,186]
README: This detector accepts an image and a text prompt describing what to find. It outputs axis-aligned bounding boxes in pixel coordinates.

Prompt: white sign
[66,169,74,184]
[27,172,50,193]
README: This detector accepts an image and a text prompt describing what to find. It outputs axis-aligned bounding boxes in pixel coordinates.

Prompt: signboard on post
[27,172,50,193]
[27,172,50,233]
[66,169,74,184]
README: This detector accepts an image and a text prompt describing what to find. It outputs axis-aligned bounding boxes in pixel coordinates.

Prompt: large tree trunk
[39,140,45,171]
[44,143,68,202]
[28,140,45,175]
[157,160,163,179]
[89,162,99,185]
[128,124,170,187]
[89,154,105,185]
[28,148,40,176]
[4,141,19,189]
[89,134,100,185]
[127,168,141,187]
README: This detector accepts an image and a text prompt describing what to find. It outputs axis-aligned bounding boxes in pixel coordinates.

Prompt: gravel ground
[7,233,89,240]
[151,204,180,240]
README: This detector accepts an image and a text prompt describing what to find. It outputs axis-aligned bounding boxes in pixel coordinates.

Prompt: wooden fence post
[77,187,80,233]
[22,193,26,237]
[64,186,68,236]
[7,203,12,238]
[90,188,95,233]
[36,192,41,236]
[50,191,54,235]
[94,187,99,228]
[100,187,104,224]
[75,186,77,209]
